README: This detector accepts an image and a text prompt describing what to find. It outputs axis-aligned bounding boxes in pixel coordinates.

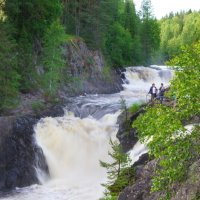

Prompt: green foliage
[0,0,6,21]
[104,22,134,67]
[63,0,159,67]
[100,139,132,199]
[4,0,62,38]
[128,103,141,114]
[31,101,45,115]
[133,41,200,195]
[167,41,200,119]
[159,11,200,61]
[41,21,66,97]
[17,31,36,92]
[0,21,20,110]
[140,0,160,65]
[0,0,162,111]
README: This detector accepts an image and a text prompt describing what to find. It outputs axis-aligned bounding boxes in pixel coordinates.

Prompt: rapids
[1,66,173,200]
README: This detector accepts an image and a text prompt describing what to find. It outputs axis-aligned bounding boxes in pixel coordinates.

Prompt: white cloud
[133,0,200,19]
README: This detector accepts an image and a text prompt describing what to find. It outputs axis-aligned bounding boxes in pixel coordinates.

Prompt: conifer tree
[100,139,131,199]
[140,0,160,65]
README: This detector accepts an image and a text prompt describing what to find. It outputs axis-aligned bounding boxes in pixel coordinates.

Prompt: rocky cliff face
[117,106,145,152]
[61,39,123,96]
[118,157,200,200]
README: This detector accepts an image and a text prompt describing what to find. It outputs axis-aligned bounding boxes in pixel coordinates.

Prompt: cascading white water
[121,66,174,100]
[34,111,120,200]
[2,66,173,200]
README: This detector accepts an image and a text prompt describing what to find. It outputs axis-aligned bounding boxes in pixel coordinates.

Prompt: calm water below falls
[2,66,173,200]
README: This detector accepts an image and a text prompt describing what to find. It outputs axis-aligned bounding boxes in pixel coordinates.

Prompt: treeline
[0,0,160,110]
[62,0,160,66]
[0,0,67,109]
[159,10,200,61]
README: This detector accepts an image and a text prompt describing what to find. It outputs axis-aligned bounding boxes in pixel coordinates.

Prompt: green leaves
[0,21,20,110]
[133,41,200,195]
[168,41,200,119]
[41,20,66,97]
[160,11,200,60]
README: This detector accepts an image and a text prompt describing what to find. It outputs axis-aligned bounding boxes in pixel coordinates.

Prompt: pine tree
[100,139,131,199]
[123,0,142,64]
[140,0,160,65]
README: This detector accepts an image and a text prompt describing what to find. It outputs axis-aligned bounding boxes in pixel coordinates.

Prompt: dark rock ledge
[0,105,64,191]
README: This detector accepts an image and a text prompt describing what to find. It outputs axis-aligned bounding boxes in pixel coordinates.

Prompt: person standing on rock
[159,83,165,103]
[148,83,157,101]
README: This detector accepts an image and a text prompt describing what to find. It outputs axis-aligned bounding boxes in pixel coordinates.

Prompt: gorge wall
[61,39,123,96]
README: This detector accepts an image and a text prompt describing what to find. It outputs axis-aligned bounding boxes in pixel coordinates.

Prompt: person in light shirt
[148,83,157,101]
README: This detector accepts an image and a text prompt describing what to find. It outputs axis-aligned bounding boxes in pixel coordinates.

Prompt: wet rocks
[118,159,161,200]
[0,105,65,191]
[0,116,44,190]
[117,106,145,152]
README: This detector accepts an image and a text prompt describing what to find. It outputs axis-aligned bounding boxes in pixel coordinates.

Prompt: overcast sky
[133,0,200,19]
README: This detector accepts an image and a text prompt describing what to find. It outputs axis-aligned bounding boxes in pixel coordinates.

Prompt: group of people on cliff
[148,83,165,103]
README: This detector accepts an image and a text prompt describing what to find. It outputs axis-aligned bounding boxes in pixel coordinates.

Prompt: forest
[0,0,199,111]
[0,1,200,199]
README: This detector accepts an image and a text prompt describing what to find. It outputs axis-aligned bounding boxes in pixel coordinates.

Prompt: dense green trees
[62,0,160,66]
[140,0,160,65]
[41,21,66,97]
[159,11,200,61]
[0,21,20,109]
[0,0,66,105]
[0,0,162,109]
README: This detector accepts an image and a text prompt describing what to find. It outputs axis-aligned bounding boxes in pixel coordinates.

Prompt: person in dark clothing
[159,83,165,103]
[149,83,157,101]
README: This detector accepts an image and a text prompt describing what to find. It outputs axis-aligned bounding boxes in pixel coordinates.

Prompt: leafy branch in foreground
[133,41,200,197]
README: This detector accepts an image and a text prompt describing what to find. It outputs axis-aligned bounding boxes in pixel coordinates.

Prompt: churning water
[1,66,173,200]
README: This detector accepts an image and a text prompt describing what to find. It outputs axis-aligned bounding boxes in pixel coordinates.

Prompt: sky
[133,0,200,19]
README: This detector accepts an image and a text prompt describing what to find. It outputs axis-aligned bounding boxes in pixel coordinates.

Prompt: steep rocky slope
[61,39,123,96]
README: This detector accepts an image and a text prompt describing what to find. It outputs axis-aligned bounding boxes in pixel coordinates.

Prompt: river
[1,66,173,200]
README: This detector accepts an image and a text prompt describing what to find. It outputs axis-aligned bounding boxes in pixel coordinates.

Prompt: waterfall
[33,111,120,200]
[2,66,174,200]
[121,66,174,100]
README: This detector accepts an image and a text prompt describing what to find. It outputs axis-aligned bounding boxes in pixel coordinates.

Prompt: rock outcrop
[118,158,200,200]
[117,106,145,152]
[61,39,123,96]
[0,105,64,191]
[118,159,159,200]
